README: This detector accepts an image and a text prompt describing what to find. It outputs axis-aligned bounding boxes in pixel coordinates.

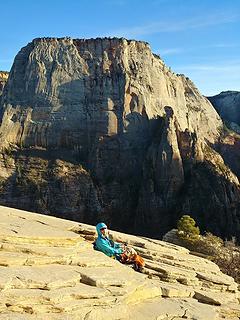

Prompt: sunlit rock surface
[0,38,240,241]
[0,71,8,96]
[208,91,240,127]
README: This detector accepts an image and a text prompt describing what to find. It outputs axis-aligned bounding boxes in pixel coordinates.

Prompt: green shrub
[175,222,240,284]
[177,215,200,240]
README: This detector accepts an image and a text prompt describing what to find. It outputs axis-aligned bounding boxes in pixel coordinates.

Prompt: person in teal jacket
[95,222,124,258]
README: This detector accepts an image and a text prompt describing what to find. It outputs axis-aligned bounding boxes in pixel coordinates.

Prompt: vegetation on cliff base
[177,215,200,240]
[176,215,240,284]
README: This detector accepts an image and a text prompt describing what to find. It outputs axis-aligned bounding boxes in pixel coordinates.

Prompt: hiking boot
[133,263,144,273]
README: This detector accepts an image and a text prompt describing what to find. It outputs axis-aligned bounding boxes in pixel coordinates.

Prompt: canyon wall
[0,38,240,241]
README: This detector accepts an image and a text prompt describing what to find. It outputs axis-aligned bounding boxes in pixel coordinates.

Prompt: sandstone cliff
[0,205,239,319]
[207,91,240,183]
[0,37,240,241]
[0,71,8,96]
[208,91,240,127]
[0,38,221,148]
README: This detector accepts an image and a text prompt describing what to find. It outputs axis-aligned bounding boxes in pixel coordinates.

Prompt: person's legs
[118,246,145,272]
[133,254,145,272]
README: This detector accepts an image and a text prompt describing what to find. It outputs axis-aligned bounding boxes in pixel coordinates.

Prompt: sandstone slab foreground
[0,205,239,319]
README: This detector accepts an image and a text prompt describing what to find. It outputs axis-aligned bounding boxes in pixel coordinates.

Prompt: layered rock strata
[0,205,239,319]
[0,38,221,148]
[0,38,240,241]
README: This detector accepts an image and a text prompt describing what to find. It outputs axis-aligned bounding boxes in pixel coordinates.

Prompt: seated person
[94,222,145,272]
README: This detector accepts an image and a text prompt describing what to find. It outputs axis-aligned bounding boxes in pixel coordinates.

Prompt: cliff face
[207,91,240,180]
[0,37,240,241]
[0,38,221,150]
[208,91,240,126]
[0,71,8,96]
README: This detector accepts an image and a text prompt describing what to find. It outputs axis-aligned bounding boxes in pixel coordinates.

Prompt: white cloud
[153,43,239,57]
[177,61,240,73]
[108,11,239,37]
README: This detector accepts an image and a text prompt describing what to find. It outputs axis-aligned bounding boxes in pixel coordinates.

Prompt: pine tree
[177,215,200,239]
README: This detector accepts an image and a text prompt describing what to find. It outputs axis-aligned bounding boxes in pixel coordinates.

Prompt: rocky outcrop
[0,153,102,223]
[207,91,240,127]
[0,37,240,241]
[0,205,239,319]
[207,91,240,179]
[0,71,8,96]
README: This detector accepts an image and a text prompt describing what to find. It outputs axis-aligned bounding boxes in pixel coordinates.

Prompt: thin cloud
[104,0,126,5]
[108,11,239,37]
[153,43,239,58]
[172,60,240,95]
[209,43,239,48]
[178,61,240,73]
[157,48,183,55]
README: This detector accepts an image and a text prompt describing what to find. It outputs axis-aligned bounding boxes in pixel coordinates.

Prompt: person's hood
[96,222,107,237]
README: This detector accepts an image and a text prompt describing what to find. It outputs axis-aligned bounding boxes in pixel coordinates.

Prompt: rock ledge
[0,205,239,319]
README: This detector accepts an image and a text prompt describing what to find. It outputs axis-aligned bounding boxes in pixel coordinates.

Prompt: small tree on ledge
[177,215,200,240]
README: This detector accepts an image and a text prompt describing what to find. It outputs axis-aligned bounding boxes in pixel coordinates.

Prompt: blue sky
[0,0,239,96]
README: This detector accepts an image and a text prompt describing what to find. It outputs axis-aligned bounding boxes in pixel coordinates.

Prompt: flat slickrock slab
[124,281,162,304]
[0,206,77,229]
[196,271,236,286]
[194,289,239,305]
[0,265,81,290]
[218,303,240,320]
[0,313,35,320]
[158,281,194,298]
[0,218,79,241]
[0,241,104,267]
[0,205,239,319]
[0,251,71,266]
[196,271,239,293]
[136,246,220,274]
[49,283,109,302]
[77,265,146,288]
[1,283,109,304]
[54,296,119,312]
[78,305,130,320]
[129,297,218,320]
[0,289,54,314]
[0,252,29,266]
[145,260,198,283]
[0,206,80,245]
[69,250,119,267]
[1,242,82,255]
[0,284,110,315]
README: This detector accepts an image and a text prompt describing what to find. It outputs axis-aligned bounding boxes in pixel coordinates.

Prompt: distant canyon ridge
[0,37,240,241]
[207,91,240,133]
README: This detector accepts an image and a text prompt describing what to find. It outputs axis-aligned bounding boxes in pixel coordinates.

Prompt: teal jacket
[95,222,123,258]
